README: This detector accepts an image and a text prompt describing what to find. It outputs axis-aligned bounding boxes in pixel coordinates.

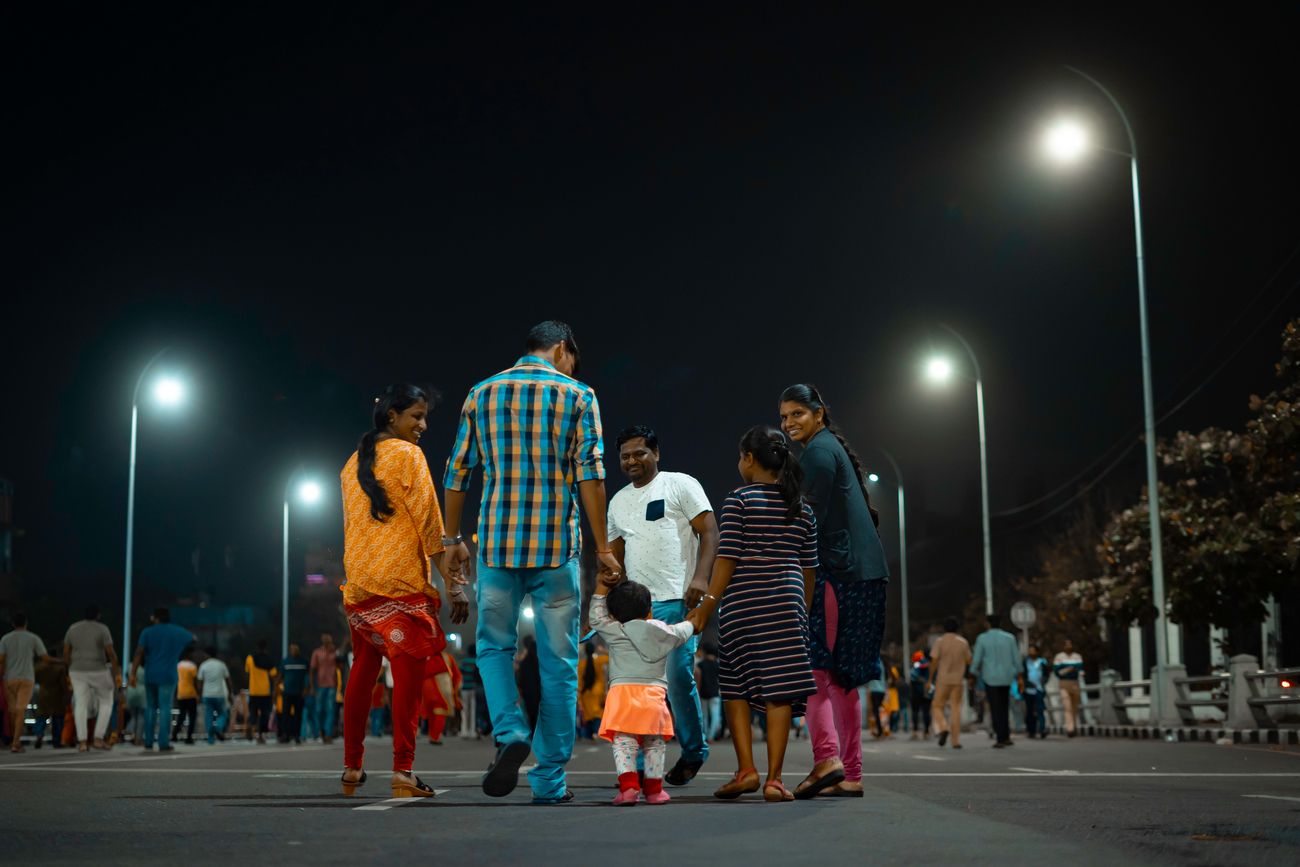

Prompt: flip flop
[793,766,846,800]
[820,784,865,798]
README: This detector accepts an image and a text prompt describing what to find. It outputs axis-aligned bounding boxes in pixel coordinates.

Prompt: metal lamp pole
[1062,66,1168,719]
[938,323,994,615]
[878,449,910,656]
[122,349,168,684]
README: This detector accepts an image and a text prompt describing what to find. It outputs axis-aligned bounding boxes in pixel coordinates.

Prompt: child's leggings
[612,732,666,779]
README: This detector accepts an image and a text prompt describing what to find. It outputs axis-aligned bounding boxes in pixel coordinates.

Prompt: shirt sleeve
[673,475,713,521]
[800,507,820,570]
[588,594,619,639]
[716,494,745,561]
[970,637,984,676]
[443,390,480,492]
[569,391,605,483]
[34,635,48,657]
[402,445,446,557]
[606,495,624,543]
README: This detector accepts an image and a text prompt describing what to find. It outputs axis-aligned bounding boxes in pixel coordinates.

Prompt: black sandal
[392,772,435,798]
[341,769,367,796]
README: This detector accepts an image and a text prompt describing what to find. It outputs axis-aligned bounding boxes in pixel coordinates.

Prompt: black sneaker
[937,731,949,747]
[142,745,155,752]
[531,789,574,805]
[665,758,704,787]
[159,746,176,752]
[482,741,531,797]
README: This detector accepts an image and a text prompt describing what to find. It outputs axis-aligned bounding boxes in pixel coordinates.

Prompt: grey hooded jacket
[589,594,694,687]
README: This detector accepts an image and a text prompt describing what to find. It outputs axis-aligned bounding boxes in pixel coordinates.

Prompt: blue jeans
[476,556,580,800]
[369,707,385,737]
[652,600,709,764]
[202,697,229,744]
[312,688,336,740]
[144,683,176,749]
[704,696,723,740]
[1024,690,1046,736]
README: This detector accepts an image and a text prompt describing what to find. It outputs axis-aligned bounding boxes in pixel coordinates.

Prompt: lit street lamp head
[297,481,323,505]
[152,377,185,406]
[925,357,953,384]
[867,473,880,483]
[1044,119,1089,163]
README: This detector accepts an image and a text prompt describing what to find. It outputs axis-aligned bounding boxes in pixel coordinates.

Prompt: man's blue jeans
[312,687,336,740]
[476,556,580,800]
[202,697,229,744]
[652,600,709,765]
[144,683,176,749]
[1024,690,1046,737]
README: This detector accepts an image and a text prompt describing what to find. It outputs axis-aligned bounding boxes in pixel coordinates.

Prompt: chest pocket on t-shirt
[645,499,666,521]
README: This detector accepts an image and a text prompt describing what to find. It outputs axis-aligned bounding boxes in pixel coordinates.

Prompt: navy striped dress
[716,484,819,714]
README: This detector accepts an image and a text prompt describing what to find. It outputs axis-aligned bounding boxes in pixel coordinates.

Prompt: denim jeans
[311,687,336,740]
[651,600,709,764]
[704,696,723,740]
[144,682,176,749]
[202,696,229,744]
[1024,691,1045,736]
[476,556,580,800]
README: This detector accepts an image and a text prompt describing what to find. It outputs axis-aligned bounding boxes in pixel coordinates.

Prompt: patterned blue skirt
[808,569,887,689]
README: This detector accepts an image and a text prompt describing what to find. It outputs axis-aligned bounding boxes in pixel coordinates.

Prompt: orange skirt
[598,684,675,741]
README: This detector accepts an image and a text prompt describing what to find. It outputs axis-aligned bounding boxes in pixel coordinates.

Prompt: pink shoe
[612,788,641,806]
[645,789,671,805]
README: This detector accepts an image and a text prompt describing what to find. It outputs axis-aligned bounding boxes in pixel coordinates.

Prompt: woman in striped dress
[687,425,818,802]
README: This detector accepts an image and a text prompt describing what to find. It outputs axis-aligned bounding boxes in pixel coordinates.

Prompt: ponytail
[357,383,435,521]
[779,383,880,527]
[739,425,805,522]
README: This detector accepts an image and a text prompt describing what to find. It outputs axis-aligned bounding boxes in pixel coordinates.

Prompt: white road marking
[6,767,1300,778]
[354,791,448,810]
[1243,794,1300,803]
[1009,767,1078,775]
[911,755,945,762]
[0,743,334,770]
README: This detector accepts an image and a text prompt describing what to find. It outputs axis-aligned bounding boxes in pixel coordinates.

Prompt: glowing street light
[283,473,325,658]
[1043,118,1089,163]
[152,377,185,406]
[122,351,189,681]
[867,473,880,483]
[924,324,994,615]
[925,357,953,384]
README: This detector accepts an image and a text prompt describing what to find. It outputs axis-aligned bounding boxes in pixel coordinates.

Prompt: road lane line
[911,755,945,761]
[0,743,334,769]
[1243,794,1300,803]
[354,791,449,810]
[8,767,1300,778]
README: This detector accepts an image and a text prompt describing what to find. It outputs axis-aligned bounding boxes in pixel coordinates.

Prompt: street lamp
[870,450,910,658]
[1040,66,1170,720]
[283,475,325,658]
[925,323,994,615]
[122,352,187,682]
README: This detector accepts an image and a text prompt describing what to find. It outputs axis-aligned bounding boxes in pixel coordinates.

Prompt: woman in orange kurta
[339,384,468,798]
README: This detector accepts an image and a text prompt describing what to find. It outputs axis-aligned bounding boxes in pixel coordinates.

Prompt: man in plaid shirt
[443,320,620,804]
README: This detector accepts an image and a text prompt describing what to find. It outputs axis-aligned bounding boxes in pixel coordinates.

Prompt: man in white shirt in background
[63,605,121,751]
[196,648,233,745]
[607,425,719,786]
[1052,639,1085,737]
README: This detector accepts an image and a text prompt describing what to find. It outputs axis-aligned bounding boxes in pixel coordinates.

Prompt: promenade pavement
[3,727,1299,866]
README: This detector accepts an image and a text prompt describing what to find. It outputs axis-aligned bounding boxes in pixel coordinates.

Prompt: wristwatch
[441,535,465,547]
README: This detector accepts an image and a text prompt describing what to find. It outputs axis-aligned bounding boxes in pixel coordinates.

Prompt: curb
[1046,724,1300,745]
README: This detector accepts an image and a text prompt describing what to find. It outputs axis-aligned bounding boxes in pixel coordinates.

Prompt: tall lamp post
[925,323,994,615]
[122,351,187,683]
[1041,66,1169,721]
[870,448,910,656]
[283,476,323,659]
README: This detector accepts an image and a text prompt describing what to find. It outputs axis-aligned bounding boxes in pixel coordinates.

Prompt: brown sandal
[713,768,760,800]
[340,769,367,796]
[391,772,435,798]
[763,780,795,802]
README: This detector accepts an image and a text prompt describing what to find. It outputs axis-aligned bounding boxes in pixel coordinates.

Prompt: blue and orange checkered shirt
[443,355,605,569]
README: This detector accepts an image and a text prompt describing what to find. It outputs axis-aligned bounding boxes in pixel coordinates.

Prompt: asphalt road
[3,728,1299,866]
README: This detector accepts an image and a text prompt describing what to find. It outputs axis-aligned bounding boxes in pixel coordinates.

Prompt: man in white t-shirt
[196,648,233,745]
[607,425,719,786]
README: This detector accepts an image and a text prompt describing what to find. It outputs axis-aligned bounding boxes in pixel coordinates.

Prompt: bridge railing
[1238,665,1300,729]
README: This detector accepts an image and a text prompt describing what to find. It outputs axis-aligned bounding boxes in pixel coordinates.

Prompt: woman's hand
[449,590,470,625]
[442,543,471,587]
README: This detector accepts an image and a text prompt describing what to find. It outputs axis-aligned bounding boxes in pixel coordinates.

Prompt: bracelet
[441,535,464,547]
[596,549,612,555]
[702,593,717,603]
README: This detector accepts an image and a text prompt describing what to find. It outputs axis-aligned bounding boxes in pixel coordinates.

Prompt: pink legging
[343,626,426,773]
[805,581,863,781]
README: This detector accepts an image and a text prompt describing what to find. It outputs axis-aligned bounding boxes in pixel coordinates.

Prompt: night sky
[6,7,1299,640]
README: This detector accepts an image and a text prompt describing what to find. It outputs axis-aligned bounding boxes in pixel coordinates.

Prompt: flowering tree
[1086,321,1299,635]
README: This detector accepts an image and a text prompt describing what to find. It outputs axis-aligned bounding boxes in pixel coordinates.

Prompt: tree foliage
[1084,321,1300,632]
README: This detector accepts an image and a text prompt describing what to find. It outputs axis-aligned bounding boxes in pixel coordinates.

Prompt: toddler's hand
[686,607,707,635]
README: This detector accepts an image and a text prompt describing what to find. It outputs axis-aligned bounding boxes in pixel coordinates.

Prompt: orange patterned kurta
[341,438,446,605]
[341,438,448,660]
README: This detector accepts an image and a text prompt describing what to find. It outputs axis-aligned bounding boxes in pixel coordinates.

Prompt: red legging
[344,627,426,773]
